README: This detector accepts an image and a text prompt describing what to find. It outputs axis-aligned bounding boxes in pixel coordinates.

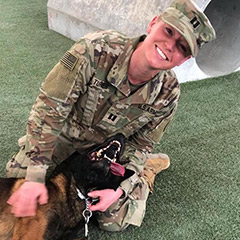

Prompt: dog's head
[67,133,134,191]
[87,133,126,177]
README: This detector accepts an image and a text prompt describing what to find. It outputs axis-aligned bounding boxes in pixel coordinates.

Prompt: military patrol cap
[161,0,216,57]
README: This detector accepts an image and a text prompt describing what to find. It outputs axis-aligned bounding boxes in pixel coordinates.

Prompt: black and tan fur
[0,134,133,240]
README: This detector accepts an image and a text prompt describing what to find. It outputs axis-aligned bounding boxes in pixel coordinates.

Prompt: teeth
[156,46,167,60]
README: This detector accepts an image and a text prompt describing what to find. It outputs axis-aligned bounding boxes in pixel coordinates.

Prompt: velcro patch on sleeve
[60,51,78,71]
[41,54,84,102]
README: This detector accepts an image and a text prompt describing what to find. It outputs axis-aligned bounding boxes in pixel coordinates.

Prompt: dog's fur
[0,134,133,240]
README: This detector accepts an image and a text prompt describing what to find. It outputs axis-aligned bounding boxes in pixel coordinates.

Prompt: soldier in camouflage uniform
[6,0,216,232]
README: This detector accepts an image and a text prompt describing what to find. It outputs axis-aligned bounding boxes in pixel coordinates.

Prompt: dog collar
[76,187,86,200]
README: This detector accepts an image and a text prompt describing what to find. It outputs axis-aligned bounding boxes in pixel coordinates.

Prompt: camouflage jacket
[24,30,180,221]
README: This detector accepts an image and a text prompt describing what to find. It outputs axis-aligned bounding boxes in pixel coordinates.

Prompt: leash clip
[82,202,92,239]
[77,188,93,239]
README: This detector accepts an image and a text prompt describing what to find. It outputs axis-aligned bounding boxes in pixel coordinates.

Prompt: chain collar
[76,188,92,239]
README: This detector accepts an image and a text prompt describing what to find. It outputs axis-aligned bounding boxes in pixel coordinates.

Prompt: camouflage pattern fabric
[6,30,180,228]
[97,173,150,231]
[162,0,216,57]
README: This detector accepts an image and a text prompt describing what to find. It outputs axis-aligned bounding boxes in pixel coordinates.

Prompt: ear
[123,169,135,181]
[147,16,159,34]
[177,55,192,66]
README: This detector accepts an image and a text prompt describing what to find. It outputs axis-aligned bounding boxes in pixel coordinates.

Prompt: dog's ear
[106,168,135,191]
[50,151,81,177]
[123,169,135,181]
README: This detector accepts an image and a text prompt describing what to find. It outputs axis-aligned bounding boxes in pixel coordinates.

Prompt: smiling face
[142,16,191,70]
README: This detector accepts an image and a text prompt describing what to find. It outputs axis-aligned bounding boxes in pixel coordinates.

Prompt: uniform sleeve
[24,41,93,183]
[118,77,180,226]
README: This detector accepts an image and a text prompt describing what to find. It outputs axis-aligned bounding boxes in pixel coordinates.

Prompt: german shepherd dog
[0,134,134,240]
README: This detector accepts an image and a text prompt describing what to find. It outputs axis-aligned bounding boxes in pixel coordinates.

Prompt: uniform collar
[107,35,144,96]
[130,73,164,105]
[106,35,165,104]
[112,73,165,105]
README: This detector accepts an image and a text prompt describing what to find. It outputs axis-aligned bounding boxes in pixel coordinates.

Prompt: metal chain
[77,188,93,239]
[82,198,92,239]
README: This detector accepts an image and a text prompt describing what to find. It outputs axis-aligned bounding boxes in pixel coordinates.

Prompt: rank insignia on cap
[60,51,78,71]
[190,16,200,29]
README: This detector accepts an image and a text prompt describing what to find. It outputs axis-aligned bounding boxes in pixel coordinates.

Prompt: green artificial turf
[0,1,239,239]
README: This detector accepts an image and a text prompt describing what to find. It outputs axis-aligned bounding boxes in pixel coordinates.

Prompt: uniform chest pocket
[95,103,153,136]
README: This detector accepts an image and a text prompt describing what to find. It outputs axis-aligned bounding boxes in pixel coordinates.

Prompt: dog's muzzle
[89,139,125,177]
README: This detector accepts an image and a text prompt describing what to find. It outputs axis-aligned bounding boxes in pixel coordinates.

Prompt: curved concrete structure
[196,0,240,76]
[47,0,240,82]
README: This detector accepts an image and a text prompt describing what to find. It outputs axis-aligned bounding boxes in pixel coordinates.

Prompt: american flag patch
[60,51,78,71]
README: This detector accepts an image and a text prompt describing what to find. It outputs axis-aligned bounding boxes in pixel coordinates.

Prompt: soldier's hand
[88,188,123,212]
[7,181,48,217]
